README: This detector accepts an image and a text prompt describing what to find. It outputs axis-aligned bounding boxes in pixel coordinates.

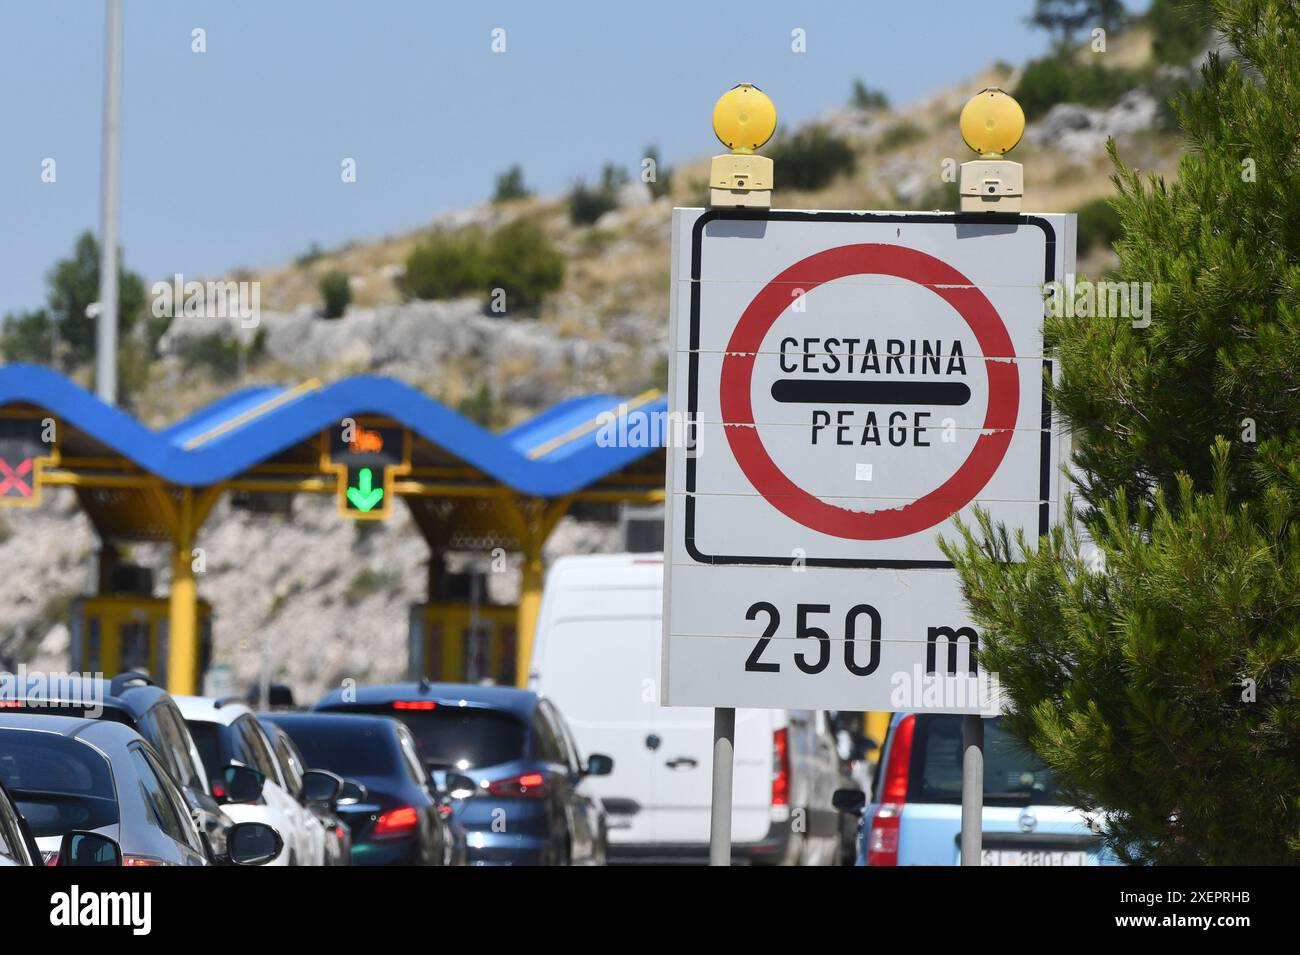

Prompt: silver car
[0,713,281,866]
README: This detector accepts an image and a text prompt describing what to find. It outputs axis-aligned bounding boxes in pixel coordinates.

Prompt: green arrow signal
[346,467,385,512]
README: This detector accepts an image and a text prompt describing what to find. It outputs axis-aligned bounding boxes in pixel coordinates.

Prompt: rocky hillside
[3,26,1199,700]
[130,30,1190,429]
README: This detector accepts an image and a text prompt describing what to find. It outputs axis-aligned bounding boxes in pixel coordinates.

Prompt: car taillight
[211,783,226,800]
[866,803,902,866]
[373,806,419,837]
[486,772,548,799]
[392,701,437,711]
[42,851,59,866]
[866,715,915,866]
[122,856,165,866]
[0,701,23,708]
[771,728,791,807]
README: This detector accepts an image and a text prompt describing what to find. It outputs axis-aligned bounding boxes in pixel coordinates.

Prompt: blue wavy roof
[0,364,665,497]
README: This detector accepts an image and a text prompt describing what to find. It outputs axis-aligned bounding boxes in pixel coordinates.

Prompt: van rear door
[535,596,661,846]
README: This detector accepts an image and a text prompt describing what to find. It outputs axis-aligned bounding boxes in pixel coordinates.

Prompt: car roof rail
[108,671,156,695]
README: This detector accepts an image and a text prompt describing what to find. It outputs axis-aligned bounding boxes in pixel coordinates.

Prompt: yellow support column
[864,711,891,763]
[515,545,543,687]
[167,489,199,695]
[507,494,573,687]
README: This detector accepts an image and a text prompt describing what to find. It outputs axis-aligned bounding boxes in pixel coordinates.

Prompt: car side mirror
[444,772,477,800]
[300,769,344,806]
[227,821,283,866]
[832,788,867,815]
[221,764,266,804]
[584,753,614,777]
[58,830,123,866]
[338,779,367,806]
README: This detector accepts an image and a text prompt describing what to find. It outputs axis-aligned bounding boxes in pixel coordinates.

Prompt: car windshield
[908,715,1070,807]
[0,730,120,837]
[272,721,400,778]
[326,704,527,770]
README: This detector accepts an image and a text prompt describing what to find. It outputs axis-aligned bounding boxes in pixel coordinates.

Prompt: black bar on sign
[769,379,971,406]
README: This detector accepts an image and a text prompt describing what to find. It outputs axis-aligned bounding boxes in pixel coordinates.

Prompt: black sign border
[683,209,1058,569]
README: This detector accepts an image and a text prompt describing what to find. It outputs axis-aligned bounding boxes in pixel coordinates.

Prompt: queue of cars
[175,694,334,866]
[4,655,1108,868]
[265,711,467,866]
[0,669,623,866]
[313,682,612,865]
[0,552,880,867]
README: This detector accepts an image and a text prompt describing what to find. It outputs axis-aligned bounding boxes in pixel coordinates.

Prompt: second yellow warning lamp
[709,84,777,209]
[958,88,1025,212]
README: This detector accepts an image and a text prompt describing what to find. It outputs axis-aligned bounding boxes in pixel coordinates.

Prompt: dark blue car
[314,682,612,865]
[262,712,464,866]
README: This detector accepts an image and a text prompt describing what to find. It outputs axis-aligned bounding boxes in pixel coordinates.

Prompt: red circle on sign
[719,243,1018,540]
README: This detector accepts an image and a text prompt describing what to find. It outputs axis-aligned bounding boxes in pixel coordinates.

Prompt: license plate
[981,849,1087,866]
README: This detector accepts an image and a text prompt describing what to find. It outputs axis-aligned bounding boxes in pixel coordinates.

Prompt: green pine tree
[45,231,148,368]
[943,0,1300,865]
[2,232,149,372]
[1029,0,1127,47]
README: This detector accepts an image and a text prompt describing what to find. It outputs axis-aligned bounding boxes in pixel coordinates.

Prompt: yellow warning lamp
[709,84,777,209]
[958,88,1025,212]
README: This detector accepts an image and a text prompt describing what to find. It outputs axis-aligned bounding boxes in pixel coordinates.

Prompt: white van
[529,553,843,865]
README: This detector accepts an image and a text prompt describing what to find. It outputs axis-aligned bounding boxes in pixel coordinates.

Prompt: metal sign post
[95,0,123,405]
[961,714,984,865]
[954,87,1027,870]
[708,707,736,865]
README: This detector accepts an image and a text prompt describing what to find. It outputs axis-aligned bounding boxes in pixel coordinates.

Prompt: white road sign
[662,209,1075,714]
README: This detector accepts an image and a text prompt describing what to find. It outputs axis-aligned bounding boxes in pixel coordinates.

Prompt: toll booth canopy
[0,365,667,692]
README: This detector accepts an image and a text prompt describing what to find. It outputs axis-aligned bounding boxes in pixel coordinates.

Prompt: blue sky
[0,1,1139,316]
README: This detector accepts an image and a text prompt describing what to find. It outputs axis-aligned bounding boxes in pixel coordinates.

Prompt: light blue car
[835,713,1121,866]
